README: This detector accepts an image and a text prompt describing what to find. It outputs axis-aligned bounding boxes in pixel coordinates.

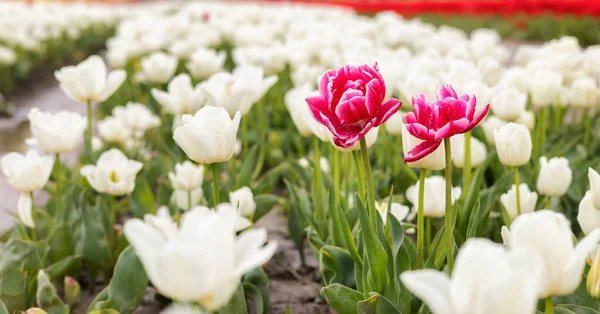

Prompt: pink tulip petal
[365,79,383,116]
[437,85,458,99]
[376,98,402,125]
[434,118,470,140]
[407,123,436,141]
[466,104,490,130]
[307,95,330,125]
[405,140,443,162]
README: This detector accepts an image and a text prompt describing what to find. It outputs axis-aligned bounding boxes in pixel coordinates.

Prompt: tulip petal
[99,70,126,102]
[17,193,35,228]
[405,140,443,162]
[376,98,402,126]
[559,228,600,295]
[467,104,490,131]
[306,95,330,125]
[123,219,166,289]
[437,84,458,99]
[501,226,514,250]
[589,168,600,209]
[400,270,455,314]
[435,118,470,140]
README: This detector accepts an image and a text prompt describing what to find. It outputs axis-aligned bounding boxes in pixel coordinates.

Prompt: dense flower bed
[1,1,600,314]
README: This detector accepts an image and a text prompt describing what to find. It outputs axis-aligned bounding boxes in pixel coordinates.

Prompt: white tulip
[516,111,535,130]
[151,74,206,116]
[168,161,204,191]
[481,116,507,144]
[445,60,482,90]
[284,85,315,137]
[80,149,143,196]
[97,116,132,145]
[529,69,563,108]
[401,238,542,314]
[28,108,86,154]
[200,66,277,117]
[494,123,532,167]
[461,80,490,113]
[384,112,404,135]
[298,157,330,173]
[499,67,529,93]
[330,127,379,153]
[453,136,487,168]
[500,184,538,219]
[490,86,526,121]
[17,193,34,228]
[406,176,461,218]
[92,136,104,152]
[55,55,126,104]
[376,202,410,225]
[138,52,178,84]
[171,188,203,211]
[397,73,439,101]
[570,77,597,108]
[402,125,462,170]
[537,157,572,197]
[577,192,600,235]
[502,210,600,297]
[477,57,502,86]
[174,106,241,164]
[229,187,256,218]
[302,112,331,142]
[186,48,227,81]
[112,102,160,137]
[232,45,287,76]
[589,168,600,210]
[1,149,54,193]
[124,205,276,310]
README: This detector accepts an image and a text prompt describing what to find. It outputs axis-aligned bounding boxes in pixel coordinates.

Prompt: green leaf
[46,256,80,279]
[465,199,482,239]
[243,282,264,314]
[253,194,279,222]
[0,238,42,311]
[130,180,156,218]
[0,300,8,314]
[236,145,260,189]
[46,223,74,264]
[242,267,270,314]
[36,270,68,314]
[104,246,149,314]
[320,284,363,314]
[357,293,402,314]
[88,310,120,314]
[554,281,600,309]
[557,304,599,314]
[74,198,112,269]
[336,205,362,267]
[320,246,355,287]
[217,284,248,314]
[354,194,388,293]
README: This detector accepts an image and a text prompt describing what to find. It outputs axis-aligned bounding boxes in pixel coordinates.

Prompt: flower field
[1,1,600,314]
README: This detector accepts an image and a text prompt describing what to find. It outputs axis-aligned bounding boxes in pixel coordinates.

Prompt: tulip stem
[313,137,324,222]
[188,190,192,211]
[463,131,472,192]
[86,100,93,163]
[242,118,248,152]
[359,137,378,229]
[539,106,548,158]
[30,191,36,241]
[443,138,454,273]
[352,151,366,203]
[545,297,554,314]
[416,168,426,269]
[425,217,431,252]
[515,167,522,216]
[211,163,219,207]
[332,148,341,206]
[583,109,591,147]
[545,196,552,209]
[55,153,62,220]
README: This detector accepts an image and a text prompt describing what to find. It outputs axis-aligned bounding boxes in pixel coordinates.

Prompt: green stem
[30,191,36,241]
[443,138,454,273]
[313,137,324,221]
[211,163,220,207]
[188,190,192,211]
[242,118,248,152]
[55,153,62,220]
[545,196,552,209]
[86,100,93,162]
[539,106,548,158]
[425,217,431,252]
[584,109,591,147]
[545,297,554,314]
[463,131,472,191]
[359,137,378,229]
[352,151,366,203]
[417,169,426,269]
[515,167,522,216]
[332,148,341,206]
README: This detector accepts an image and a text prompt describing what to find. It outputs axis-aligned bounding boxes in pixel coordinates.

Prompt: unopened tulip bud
[589,168,600,209]
[64,276,81,307]
[229,187,256,218]
[494,123,532,167]
[587,246,600,299]
[25,308,48,314]
[537,157,572,197]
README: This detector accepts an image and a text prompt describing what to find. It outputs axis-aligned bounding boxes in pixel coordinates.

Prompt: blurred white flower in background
[186,48,227,81]
[137,52,178,84]
[151,74,206,116]
[28,108,87,154]
[81,148,143,196]
[406,176,461,218]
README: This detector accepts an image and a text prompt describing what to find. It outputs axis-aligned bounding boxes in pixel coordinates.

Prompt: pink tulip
[306,63,402,148]
[404,85,489,162]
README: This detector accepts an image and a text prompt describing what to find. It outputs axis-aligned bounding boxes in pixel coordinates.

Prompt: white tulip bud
[490,86,526,121]
[1,149,54,193]
[98,116,132,145]
[168,161,204,191]
[529,69,563,108]
[229,187,256,218]
[186,48,226,80]
[537,157,572,197]
[570,77,597,108]
[577,192,600,235]
[590,168,600,210]
[406,176,461,218]
[516,111,535,130]
[477,57,502,86]
[402,125,449,170]
[494,123,532,167]
[500,184,538,219]
[481,116,507,144]
[376,202,410,225]
[453,136,487,168]
[284,85,316,137]
[137,52,178,84]
[384,112,404,135]
[174,106,241,164]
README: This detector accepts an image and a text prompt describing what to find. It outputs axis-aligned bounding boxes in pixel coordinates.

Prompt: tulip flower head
[229,186,256,218]
[80,149,143,196]
[124,206,276,310]
[168,161,204,191]
[578,191,600,235]
[589,168,600,209]
[403,85,490,162]
[537,157,572,197]
[306,63,402,148]
[151,74,207,116]
[28,108,87,154]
